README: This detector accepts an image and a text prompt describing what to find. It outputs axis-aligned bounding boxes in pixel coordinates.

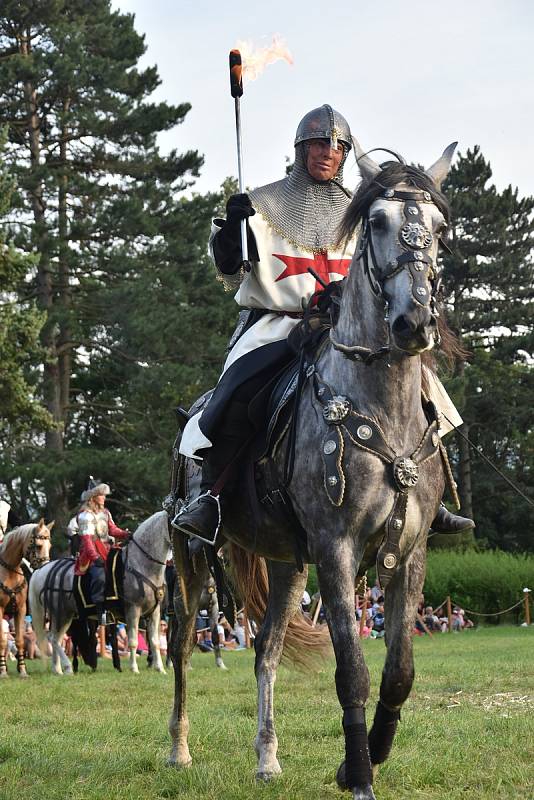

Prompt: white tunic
[179,214,355,458]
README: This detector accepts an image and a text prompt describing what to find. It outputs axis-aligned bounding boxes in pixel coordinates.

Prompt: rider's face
[306,138,345,181]
[94,494,106,509]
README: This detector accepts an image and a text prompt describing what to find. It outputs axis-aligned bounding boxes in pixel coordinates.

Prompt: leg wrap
[368,701,401,764]
[0,653,7,671]
[343,707,372,789]
[16,652,26,673]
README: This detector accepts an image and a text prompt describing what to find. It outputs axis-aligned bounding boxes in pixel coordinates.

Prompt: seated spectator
[232,613,247,648]
[159,620,168,656]
[371,603,385,636]
[24,619,42,659]
[370,579,383,605]
[452,607,474,631]
[423,606,442,633]
[116,623,129,656]
[301,589,311,614]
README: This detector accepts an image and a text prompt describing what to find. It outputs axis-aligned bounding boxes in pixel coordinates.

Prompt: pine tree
[441,147,534,551]
[0,1,202,526]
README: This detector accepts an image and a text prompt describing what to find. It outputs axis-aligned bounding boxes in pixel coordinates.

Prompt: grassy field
[1,627,533,800]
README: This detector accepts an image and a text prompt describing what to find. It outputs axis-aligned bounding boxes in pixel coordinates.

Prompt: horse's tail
[228,543,331,669]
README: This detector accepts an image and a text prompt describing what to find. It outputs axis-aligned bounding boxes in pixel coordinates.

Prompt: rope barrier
[451,598,525,617]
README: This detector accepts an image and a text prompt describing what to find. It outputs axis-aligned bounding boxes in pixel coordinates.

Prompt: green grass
[1,627,533,800]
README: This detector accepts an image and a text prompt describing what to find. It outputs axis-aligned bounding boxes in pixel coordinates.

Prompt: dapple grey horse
[30,510,171,675]
[168,142,457,800]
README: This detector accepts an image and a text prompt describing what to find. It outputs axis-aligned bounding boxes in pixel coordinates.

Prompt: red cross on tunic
[273,252,351,293]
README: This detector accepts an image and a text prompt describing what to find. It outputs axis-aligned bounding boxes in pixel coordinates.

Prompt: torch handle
[234,96,249,265]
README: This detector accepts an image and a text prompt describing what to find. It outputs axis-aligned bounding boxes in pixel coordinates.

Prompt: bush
[423,550,534,623]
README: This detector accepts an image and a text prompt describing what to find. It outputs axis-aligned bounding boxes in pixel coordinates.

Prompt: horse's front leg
[13,599,28,677]
[125,605,141,673]
[254,560,308,782]
[368,540,426,774]
[146,606,166,673]
[168,540,209,769]
[317,543,375,800]
[0,608,8,677]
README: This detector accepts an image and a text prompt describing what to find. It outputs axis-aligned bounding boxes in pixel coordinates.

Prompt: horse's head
[341,141,456,355]
[24,518,54,568]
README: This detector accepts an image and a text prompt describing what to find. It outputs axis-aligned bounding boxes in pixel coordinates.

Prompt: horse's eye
[369,212,387,230]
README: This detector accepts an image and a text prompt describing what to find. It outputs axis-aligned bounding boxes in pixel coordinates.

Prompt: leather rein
[330,187,445,363]
[124,528,170,616]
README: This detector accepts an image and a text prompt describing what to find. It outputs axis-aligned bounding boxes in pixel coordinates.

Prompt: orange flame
[235,35,294,82]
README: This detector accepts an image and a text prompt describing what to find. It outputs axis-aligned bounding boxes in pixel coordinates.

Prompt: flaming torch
[228,49,249,270]
[229,37,293,272]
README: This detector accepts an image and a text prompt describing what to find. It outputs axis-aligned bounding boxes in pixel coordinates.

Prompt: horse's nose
[391,307,435,352]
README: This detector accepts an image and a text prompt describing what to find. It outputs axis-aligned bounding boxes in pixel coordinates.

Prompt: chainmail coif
[250,144,353,254]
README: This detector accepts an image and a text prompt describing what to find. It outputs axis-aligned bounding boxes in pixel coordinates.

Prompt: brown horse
[0,521,53,677]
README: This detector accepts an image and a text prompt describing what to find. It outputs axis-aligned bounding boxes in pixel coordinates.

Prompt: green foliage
[423,549,534,621]
[441,147,534,551]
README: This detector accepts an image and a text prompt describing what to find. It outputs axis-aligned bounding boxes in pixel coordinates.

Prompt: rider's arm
[107,514,129,540]
[211,193,259,275]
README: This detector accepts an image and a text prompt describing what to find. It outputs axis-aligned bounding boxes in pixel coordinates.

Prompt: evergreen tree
[441,147,534,551]
[0,1,202,526]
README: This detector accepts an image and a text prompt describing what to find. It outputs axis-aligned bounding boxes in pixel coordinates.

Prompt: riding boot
[431,503,475,535]
[172,401,253,548]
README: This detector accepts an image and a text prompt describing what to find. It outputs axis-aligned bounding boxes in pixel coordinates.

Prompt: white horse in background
[29,510,172,675]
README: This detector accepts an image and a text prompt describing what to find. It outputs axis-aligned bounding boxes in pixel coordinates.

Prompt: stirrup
[171,491,221,546]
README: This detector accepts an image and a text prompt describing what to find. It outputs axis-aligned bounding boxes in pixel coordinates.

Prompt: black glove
[225,193,255,226]
[213,194,258,275]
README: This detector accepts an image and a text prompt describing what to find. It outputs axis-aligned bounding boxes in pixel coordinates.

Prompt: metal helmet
[294,104,352,152]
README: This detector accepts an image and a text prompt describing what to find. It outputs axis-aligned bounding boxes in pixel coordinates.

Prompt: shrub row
[306,551,534,623]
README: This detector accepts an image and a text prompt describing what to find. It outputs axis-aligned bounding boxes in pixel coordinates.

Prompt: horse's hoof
[336,763,376,799]
[167,757,192,769]
[18,671,29,679]
[216,662,228,671]
[255,770,280,783]
[353,787,376,800]
[0,672,8,679]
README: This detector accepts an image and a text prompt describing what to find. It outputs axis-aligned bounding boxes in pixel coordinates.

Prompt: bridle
[330,186,446,363]
[24,526,51,569]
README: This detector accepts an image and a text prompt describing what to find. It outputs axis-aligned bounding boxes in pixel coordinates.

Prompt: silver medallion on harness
[393,457,419,489]
[401,222,433,249]
[323,396,351,423]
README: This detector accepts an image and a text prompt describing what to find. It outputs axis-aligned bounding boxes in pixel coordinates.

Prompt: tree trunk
[21,28,69,529]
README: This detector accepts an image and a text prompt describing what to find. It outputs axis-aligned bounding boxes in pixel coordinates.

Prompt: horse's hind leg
[254,560,308,782]
[368,542,426,773]
[316,545,375,800]
[168,538,210,769]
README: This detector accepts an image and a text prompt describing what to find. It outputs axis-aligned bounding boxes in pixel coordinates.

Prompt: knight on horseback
[74,478,129,615]
[173,104,473,548]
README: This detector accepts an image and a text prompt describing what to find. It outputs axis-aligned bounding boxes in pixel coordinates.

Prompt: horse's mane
[0,524,36,552]
[338,162,467,369]
[338,162,451,243]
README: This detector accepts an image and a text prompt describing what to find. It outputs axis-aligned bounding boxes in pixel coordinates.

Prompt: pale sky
[115,0,534,200]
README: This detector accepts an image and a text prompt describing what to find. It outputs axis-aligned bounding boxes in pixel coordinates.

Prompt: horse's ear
[351,135,381,182]
[426,142,457,188]
[47,520,55,531]
[37,517,45,528]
